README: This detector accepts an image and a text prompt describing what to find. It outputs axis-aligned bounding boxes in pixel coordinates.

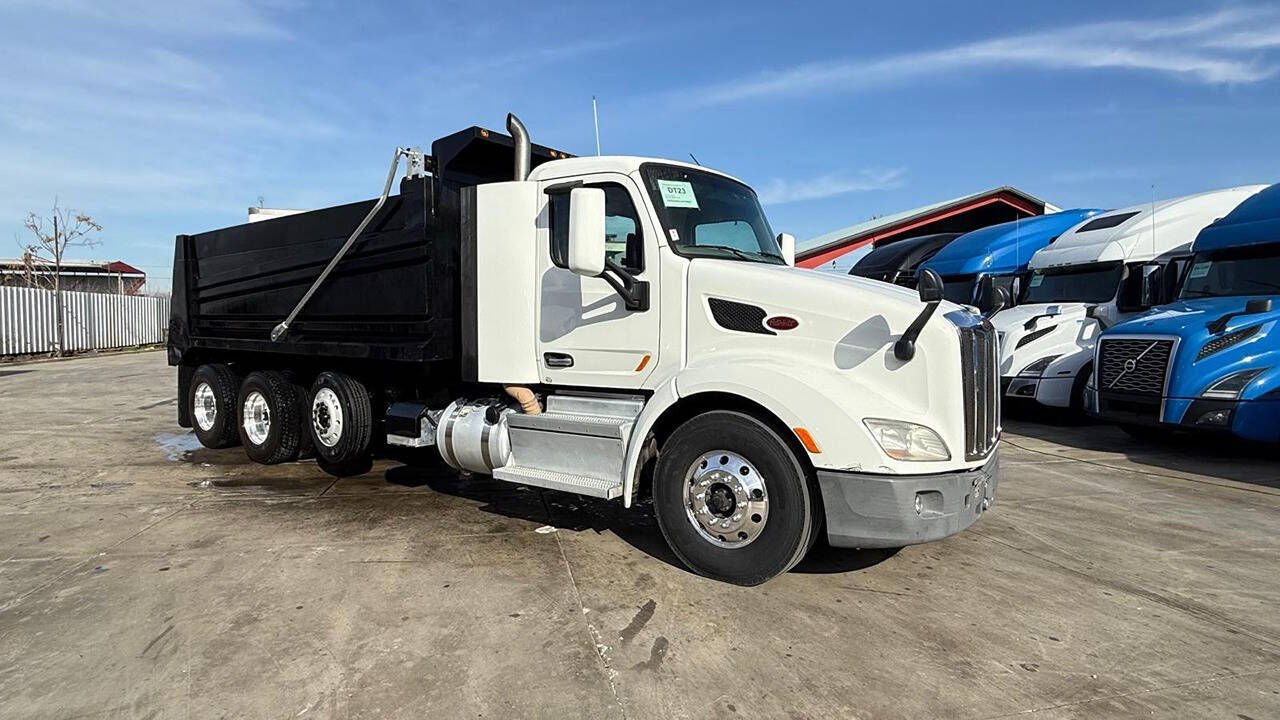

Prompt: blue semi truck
[1089,183,1280,442]
[919,209,1103,307]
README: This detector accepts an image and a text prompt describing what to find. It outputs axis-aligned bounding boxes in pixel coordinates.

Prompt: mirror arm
[893,300,940,362]
[602,258,650,311]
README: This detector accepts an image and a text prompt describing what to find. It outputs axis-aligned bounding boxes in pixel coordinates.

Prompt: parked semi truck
[1089,183,1280,442]
[992,186,1266,411]
[847,232,962,287]
[920,209,1103,307]
[168,115,1000,585]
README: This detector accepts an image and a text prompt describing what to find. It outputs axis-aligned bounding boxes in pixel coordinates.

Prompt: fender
[621,355,933,506]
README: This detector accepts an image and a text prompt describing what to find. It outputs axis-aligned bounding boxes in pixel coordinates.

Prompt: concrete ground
[2,351,1279,720]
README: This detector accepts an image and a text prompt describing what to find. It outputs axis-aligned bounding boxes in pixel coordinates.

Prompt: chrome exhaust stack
[507,113,531,181]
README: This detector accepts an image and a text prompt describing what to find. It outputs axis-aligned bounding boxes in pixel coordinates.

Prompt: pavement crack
[975,663,1280,718]
[553,531,628,720]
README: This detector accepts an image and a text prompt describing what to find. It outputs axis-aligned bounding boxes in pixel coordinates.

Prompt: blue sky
[1,0,1278,290]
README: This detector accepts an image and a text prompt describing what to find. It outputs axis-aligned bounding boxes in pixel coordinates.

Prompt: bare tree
[21,202,102,356]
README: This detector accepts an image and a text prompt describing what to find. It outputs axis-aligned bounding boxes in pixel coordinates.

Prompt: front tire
[653,411,817,586]
[189,363,241,449]
[237,371,304,464]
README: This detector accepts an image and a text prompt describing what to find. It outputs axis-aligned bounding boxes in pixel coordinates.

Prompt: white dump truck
[994,186,1267,411]
[168,115,1000,584]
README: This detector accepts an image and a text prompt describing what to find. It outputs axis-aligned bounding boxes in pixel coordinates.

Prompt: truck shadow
[383,454,897,578]
[1002,403,1280,488]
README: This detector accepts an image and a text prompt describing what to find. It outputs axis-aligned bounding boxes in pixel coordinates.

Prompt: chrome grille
[1098,338,1174,396]
[959,322,1000,460]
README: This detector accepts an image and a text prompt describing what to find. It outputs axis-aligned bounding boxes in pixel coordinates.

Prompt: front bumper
[817,452,999,549]
[1093,391,1280,443]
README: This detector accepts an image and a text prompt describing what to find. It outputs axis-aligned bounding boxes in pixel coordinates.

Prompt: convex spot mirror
[567,187,606,277]
[917,268,944,303]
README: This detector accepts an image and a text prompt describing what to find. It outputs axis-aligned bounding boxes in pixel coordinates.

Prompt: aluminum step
[505,410,632,440]
[492,465,624,500]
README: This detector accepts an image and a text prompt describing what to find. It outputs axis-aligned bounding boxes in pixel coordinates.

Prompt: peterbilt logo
[1123,358,1137,372]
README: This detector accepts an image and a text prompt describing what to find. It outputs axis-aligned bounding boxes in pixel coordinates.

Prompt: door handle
[543,352,574,368]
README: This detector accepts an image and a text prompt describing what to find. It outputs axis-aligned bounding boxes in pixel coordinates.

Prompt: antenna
[1015,212,1021,269]
[689,153,701,166]
[1150,183,1157,257]
[592,96,601,156]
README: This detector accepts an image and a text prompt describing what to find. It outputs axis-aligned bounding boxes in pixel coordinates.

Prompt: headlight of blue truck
[863,419,951,461]
[1201,368,1267,399]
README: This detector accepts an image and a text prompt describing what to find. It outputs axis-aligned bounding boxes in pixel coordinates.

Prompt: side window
[549,183,644,273]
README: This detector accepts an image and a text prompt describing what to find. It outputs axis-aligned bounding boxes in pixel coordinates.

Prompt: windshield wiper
[696,245,784,264]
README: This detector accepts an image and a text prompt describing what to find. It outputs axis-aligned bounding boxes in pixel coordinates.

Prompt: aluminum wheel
[683,450,769,548]
[193,382,217,432]
[311,387,344,448]
[242,390,271,445]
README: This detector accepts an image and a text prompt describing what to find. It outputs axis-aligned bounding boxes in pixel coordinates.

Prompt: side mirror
[917,268,944,303]
[777,232,796,266]
[567,187,606,277]
[1140,264,1164,308]
[975,273,994,308]
[984,286,1010,318]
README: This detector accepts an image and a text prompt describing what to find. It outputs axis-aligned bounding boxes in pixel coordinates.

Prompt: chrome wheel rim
[242,391,271,445]
[312,388,343,448]
[683,450,769,548]
[193,382,217,432]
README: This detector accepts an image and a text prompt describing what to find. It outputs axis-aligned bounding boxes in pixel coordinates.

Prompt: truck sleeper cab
[1090,182,1280,442]
[919,208,1102,308]
[992,186,1267,412]
[168,114,1000,585]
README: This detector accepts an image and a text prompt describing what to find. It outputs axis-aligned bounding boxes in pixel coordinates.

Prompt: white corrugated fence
[0,286,169,356]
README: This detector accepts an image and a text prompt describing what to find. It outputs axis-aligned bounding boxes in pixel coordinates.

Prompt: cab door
[536,173,660,389]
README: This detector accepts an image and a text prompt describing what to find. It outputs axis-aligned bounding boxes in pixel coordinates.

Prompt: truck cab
[992,186,1266,411]
[169,115,1001,585]
[1089,183,1280,442]
[919,209,1103,307]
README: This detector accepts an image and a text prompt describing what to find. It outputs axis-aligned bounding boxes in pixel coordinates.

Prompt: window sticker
[657,180,699,209]
[1188,261,1212,279]
[1029,274,1044,287]
[668,228,680,242]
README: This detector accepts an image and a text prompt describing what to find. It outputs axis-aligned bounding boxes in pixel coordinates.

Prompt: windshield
[640,163,784,264]
[1022,262,1123,304]
[1180,244,1280,298]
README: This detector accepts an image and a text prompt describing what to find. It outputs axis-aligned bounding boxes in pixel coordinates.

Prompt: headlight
[863,419,951,461]
[1018,355,1061,377]
[1201,368,1266,399]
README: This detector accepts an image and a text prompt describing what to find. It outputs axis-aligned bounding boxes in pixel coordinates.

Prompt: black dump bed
[167,125,568,370]
[169,175,453,365]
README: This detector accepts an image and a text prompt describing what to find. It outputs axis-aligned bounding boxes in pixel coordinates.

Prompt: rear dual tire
[190,363,241,449]
[237,371,305,464]
[653,411,818,586]
[308,371,373,468]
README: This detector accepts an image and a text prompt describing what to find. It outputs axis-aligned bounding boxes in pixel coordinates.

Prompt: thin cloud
[757,168,905,205]
[2,0,295,38]
[686,6,1280,106]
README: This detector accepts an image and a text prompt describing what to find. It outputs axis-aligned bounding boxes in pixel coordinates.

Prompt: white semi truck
[994,186,1266,410]
[168,115,1000,585]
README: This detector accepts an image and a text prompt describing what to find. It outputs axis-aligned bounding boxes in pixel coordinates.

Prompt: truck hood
[1109,297,1280,338]
[991,302,1090,334]
[990,302,1096,377]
